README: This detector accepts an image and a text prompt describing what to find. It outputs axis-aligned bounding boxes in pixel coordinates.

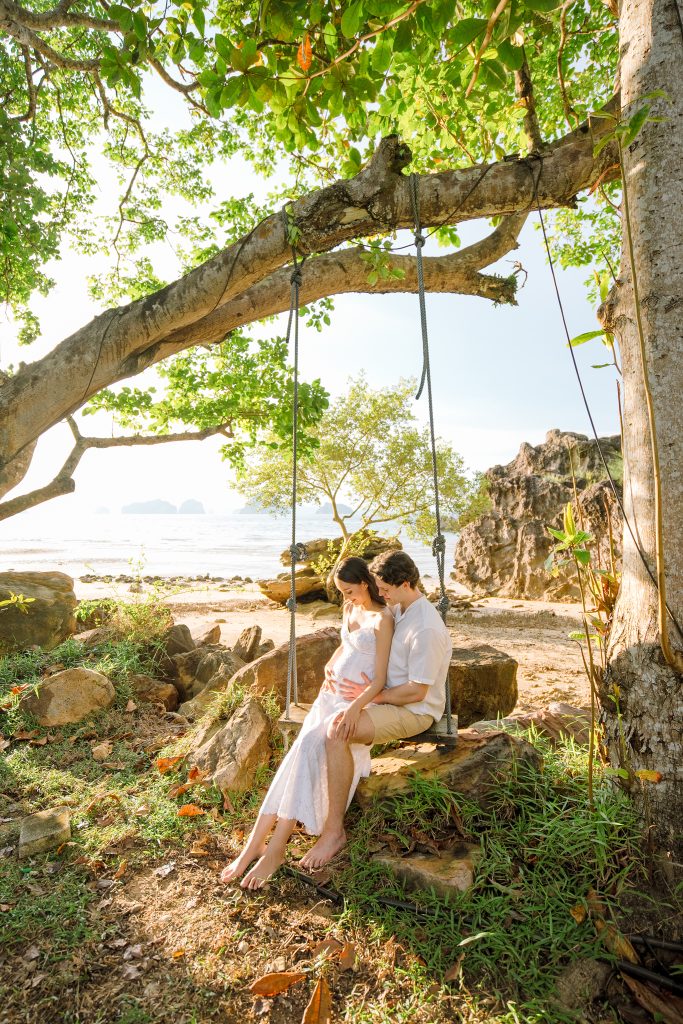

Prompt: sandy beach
[75,578,591,712]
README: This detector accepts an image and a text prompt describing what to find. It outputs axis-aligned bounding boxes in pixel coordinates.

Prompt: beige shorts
[364,704,434,745]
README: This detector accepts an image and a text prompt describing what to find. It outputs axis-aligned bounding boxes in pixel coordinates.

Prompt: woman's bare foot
[240,845,286,890]
[299,829,346,871]
[220,843,266,884]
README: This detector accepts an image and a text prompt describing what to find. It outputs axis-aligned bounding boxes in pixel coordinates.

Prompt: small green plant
[0,591,36,614]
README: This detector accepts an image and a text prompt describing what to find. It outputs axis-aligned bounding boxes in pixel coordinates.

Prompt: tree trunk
[601,0,683,865]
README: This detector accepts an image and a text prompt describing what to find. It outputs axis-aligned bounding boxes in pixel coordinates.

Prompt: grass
[1,610,679,1023]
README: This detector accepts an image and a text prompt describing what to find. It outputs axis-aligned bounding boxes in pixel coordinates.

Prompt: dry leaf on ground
[622,974,683,1024]
[155,755,185,774]
[308,937,343,961]
[248,972,307,997]
[91,741,113,761]
[337,942,356,971]
[302,977,332,1024]
[177,804,204,817]
[113,859,128,879]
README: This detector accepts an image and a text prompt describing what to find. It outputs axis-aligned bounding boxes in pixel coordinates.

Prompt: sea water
[0,506,454,581]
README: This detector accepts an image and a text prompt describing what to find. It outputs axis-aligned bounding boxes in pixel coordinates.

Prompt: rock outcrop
[188,697,271,796]
[449,645,518,727]
[453,430,622,601]
[22,667,115,726]
[0,571,78,654]
[230,628,341,707]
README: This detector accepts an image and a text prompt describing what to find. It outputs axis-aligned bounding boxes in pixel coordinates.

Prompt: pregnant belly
[331,648,375,691]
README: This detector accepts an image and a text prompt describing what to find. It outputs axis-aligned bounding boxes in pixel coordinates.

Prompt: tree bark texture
[0,115,618,487]
[602,0,683,864]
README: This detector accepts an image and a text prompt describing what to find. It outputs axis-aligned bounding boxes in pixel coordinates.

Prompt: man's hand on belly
[337,673,373,702]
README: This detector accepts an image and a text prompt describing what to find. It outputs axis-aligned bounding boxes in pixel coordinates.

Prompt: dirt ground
[76,580,591,712]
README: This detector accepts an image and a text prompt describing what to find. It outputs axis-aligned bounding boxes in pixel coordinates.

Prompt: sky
[0,91,620,519]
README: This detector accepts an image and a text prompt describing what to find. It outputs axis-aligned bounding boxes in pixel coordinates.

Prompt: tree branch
[1,0,117,30]
[0,421,234,521]
[0,108,620,469]
[465,0,510,98]
[514,51,545,154]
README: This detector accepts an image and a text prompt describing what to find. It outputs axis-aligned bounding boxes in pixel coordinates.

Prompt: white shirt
[385,596,452,721]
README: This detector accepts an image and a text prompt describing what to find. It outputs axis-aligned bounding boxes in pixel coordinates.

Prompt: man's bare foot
[240,846,285,890]
[299,829,346,871]
[220,844,265,884]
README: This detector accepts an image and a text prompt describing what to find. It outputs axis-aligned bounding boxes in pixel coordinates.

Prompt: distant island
[121,498,205,514]
[317,502,352,516]
[237,500,269,514]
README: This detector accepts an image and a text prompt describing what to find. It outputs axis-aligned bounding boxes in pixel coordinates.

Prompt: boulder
[193,623,221,647]
[172,647,245,699]
[129,674,179,712]
[279,534,402,567]
[374,843,482,900]
[453,430,623,601]
[232,624,262,663]
[471,702,591,746]
[257,567,327,605]
[19,807,71,859]
[449,645,518,727]
[74,626,113,648]
[188,697,271,795]
[356,729,541,809]
[256,639,275,658]
[21,668,115,726]
[0,571,77,654]
[162,623,195,658]
[230,628,340,707]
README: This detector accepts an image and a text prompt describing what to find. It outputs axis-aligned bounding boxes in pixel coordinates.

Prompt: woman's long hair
[335,556,386,606]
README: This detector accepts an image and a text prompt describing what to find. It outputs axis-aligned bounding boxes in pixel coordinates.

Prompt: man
[300,550,452,870]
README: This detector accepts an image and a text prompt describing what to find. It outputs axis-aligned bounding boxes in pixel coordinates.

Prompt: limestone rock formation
[129,673,179,711]
[22,667,115,726]
[453,430,622,601]
[173,647,245,700]
[230,627,341,707]
[19,807,71,858]
[278,534,402,567]
[374,843,482,899]
[188,698,271,796]
[232,624,263,663]
[0,571,78,653]
[257,566,327,605]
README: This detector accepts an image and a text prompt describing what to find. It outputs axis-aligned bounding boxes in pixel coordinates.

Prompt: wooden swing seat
[278,703,457,750]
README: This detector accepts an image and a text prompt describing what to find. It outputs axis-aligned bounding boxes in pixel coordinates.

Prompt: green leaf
[547,527,566,541]
[372,37,393,73]
[323,21,338,55]
[215,33,232,60]
[393,19,412,51]
[524,0,562,11]
[569,329,606,347]
[497,40,524,70]
[192,5,205,36]
[575,549,590,566]
[450,18,487,49]
[621,104,651,148]
[341,4,363,39]
[132,11,146,41]
[220,76,243,108]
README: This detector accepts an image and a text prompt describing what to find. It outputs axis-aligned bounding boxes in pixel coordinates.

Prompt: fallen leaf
[223,794,235,812]
[155,755,185,774]
[570,903,586,924]
[0,738,10,751]
[443,954,464,983]
[125,700,137,713]
[248,972,307,997]
[302,977,332,1024]
[635,769,663,783]
[102,761,127,771]
[171,949,185,959]
[187,766,208,784]
[177,804,204,817]
[123,943,144,960]
[338,942,356,971]
[85,792,123,814]
[10,684,29,695]
[595,919,639,963]
[622,972,683,1024]
[189,835,214,857]
[91,741,113,761]
[113,859,128,879]
[133,803,151,817]
[168,782,192,798]
[153,862,176,879]
[209,807,221,820]
[24,945,41,961]
[30,736,48,747]
[13,729,38,741]
[121,963,142,980]
[309,937,343,961]
[0,903,13,911]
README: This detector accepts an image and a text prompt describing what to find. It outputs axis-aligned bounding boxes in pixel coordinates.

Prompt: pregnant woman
[220,556,394,889]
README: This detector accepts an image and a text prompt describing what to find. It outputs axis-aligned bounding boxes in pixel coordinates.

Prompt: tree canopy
[235,375,481,546]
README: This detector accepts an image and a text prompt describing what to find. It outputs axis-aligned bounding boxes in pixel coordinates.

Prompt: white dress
[260,621,376,835]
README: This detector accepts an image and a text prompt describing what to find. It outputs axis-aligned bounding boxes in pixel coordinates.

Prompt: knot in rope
[290,267,303,287]
[414,232,426,248]
[290,542,307,564]
[286,597,297,613]
[432,534,446,558]
[436,594,451,618]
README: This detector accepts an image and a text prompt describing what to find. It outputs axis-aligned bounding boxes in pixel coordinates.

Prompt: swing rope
[410,172,453,736]
[283,210,306,722]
